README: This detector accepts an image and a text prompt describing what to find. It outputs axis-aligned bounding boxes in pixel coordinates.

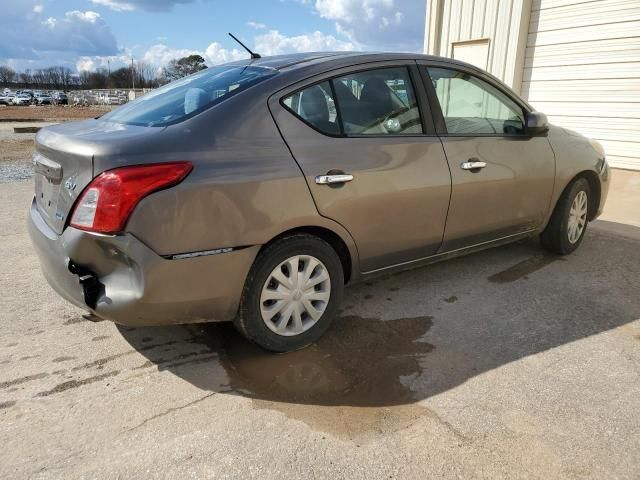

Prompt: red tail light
[70,162,193,234]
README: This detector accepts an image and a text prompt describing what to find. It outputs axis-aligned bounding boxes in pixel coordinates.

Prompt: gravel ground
[0,106,109,184]
[0,178,639,478]
[0,124,39,183]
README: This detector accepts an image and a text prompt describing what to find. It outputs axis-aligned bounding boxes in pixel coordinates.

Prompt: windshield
[101,64,277,127]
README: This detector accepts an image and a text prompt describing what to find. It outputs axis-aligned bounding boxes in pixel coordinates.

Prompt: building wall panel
[425,0,640,169]
[429,0,531,92]
[526,0,640,169]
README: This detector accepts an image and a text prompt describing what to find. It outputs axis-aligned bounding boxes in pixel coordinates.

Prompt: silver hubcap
[568,190,588,244]
[260,255,331,337]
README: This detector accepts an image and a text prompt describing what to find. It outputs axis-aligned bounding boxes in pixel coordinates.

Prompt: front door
[421,64,555,251]
[270,63,451,272]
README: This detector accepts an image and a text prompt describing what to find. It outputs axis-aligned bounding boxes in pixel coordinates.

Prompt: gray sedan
[29,52,609,352]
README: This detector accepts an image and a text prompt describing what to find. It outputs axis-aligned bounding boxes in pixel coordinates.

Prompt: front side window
[427,67,525,135]
[282,66,423,136]
[101,65,277,127]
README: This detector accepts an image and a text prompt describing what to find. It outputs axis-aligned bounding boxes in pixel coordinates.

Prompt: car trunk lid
[33,119,164,234]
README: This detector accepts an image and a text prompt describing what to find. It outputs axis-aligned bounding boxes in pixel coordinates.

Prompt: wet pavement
[1,180,639,478]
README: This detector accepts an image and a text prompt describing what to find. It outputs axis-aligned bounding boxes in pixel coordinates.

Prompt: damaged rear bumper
[28,197,259,326]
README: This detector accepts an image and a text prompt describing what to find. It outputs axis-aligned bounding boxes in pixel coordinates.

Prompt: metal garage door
[523,0,640,170]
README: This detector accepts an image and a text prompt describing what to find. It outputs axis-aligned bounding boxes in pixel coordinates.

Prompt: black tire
[541,177,591,255]
[235,234,344,352]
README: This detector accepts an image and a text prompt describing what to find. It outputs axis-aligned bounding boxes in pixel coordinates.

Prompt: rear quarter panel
[124,88,359,272]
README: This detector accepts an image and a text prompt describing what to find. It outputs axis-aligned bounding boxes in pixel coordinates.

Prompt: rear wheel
[541,177,591,255]
[235,234,344,352]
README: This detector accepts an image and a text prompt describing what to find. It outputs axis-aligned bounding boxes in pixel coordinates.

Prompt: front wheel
[235,234,344,352]
[541,177,591,255]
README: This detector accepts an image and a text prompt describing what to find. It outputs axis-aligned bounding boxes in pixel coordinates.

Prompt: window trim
[417,60,536,138]
[281,80,343,137]
[277,61,437,138]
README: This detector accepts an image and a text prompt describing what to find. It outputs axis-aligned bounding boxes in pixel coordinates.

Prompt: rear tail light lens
[70,162,192,234]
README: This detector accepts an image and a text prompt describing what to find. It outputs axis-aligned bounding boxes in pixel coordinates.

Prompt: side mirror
[526,111,549,135]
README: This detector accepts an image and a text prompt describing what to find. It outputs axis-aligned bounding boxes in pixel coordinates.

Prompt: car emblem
[64,178,77,191]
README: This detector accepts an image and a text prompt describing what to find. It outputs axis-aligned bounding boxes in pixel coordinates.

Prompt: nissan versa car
[29,52,609,352]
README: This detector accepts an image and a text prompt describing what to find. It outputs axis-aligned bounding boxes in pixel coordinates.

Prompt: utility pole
[131,56,135,92]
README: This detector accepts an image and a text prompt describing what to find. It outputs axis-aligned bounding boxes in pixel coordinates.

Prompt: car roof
[224,51,529,109]
[225,51,475,72]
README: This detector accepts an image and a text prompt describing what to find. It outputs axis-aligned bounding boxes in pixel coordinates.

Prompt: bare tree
[0,66,16,84]
[19,69,32,87]
[2,59,163,90]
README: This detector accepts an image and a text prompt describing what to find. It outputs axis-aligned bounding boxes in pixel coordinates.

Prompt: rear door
[418,61,555,251]
[270,62,451,272]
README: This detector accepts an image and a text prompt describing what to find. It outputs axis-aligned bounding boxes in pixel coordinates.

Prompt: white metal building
[424,0,640,170]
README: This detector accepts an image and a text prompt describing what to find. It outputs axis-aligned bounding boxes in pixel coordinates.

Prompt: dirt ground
[0,137,33,163]
[0,105,108,183]
[0,105,111,121]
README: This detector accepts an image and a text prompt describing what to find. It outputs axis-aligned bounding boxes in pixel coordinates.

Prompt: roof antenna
[228,32,261,59]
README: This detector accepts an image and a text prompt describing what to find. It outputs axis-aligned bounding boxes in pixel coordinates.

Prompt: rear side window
[333,67,422,135]
[282,81,339,135]
[282,66,423,136]
[101,65,277,127]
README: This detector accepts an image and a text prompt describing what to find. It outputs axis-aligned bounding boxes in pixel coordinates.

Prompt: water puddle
[197,315,435,438]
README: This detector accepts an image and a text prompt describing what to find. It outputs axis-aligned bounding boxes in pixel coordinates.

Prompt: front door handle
[460,159,487,171]
[315,173,354,185]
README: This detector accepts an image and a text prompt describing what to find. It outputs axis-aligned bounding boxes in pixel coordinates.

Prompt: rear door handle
[315,173,354,185]
[460,160,487,171]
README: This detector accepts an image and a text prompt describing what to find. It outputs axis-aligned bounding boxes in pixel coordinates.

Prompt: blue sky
[0,0,426,74]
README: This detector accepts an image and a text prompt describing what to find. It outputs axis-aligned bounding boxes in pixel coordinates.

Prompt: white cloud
[73,43,240,76]
[0,0,376,76]
[254,30,355,56]
[90,0,135,12]
[0,4,119,62]
[63,10,101,24]
[76,57,95,72]
[142,44,198,67]
[90,0,196,12]
[315,0,393,22]
[137,30,354,71]
[247,21,267,30]
[138,42,247,69]
[311,0,425,51]
[204,43,248,64]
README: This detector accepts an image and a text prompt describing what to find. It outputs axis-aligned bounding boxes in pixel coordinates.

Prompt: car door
[418,61,555,251]
[270,62,451,272]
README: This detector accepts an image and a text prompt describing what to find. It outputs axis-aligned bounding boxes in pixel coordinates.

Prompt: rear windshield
[100,65,277,127]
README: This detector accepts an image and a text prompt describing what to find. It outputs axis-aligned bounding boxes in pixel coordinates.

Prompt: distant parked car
[106,94,124,105]
[33,93,53,105]
[52,92,68,105]
[0,92,15,105]
[13,94,33,105]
